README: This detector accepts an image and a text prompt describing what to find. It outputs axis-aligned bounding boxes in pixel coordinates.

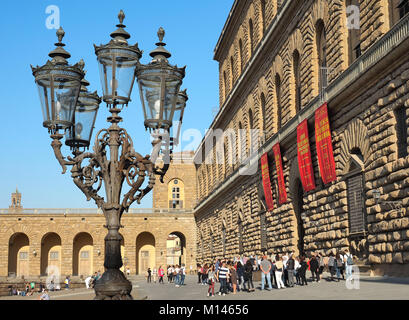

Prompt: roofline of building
[213,0,243,62]
[195,0,294,163]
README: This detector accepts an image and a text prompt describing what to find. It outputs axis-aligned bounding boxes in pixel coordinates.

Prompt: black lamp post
[31,10,187,300]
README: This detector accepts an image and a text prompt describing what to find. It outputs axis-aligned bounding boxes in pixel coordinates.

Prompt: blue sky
[0,0,233,208]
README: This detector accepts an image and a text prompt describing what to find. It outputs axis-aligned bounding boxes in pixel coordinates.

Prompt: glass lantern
[65,75,101,150]
[136,27,185,131]
[94,10,142,107]
[32,27,84,134]
[171,89,188,146]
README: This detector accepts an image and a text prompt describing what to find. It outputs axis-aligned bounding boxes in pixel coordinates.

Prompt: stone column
[61,242,72,277]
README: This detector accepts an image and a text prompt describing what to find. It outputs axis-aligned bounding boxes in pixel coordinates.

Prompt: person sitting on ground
[39,289,50,300]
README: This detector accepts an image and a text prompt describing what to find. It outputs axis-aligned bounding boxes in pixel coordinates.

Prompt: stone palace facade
[194,0,409,276]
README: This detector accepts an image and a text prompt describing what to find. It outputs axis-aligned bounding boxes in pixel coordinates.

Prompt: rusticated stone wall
[195,0,409,276]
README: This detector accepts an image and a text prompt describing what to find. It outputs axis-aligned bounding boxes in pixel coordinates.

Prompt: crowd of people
[146,264,188,287]
[196,249,355,297]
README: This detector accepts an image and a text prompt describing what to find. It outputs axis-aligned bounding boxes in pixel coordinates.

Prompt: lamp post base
[94,269,133,300]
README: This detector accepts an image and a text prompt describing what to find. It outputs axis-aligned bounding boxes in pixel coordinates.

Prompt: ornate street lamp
[31,10,187,300]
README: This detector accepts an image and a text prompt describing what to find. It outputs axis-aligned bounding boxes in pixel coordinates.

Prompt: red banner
[261,153,274,211]
[315,102,337,184]
[273,143,287,205]
[297,119,316,192]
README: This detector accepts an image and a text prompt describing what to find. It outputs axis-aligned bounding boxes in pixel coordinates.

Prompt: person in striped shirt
[216,261,230,296]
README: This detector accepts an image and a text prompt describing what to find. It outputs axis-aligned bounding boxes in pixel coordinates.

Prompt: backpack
[347,254,353,266]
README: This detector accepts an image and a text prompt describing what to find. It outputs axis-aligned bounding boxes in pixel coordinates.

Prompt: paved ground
[1,272,408,300]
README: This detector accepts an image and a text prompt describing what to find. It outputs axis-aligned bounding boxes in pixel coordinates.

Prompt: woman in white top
[274,255,285,289]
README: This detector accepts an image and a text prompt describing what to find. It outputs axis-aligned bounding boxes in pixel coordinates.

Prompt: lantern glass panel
[96,47,139,105]
[65,98,99,147]
[137,67,182,129]
[35,72,80,129]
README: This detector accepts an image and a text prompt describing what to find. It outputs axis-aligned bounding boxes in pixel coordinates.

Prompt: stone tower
[9,187,22,211]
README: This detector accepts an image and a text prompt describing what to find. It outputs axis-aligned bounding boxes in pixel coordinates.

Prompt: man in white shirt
[85,276,92,289]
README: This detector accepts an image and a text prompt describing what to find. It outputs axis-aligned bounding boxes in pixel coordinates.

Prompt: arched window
[238,121,245,161]
[275,74,282,130]
[260,0,266,33]
[248,109,254,154]
[168,179,184,209]
[230,56,235,83]
[389,0,409,28]
[260,92,267,134]
[239,39,244,72]
[293,50,301,112]
[249,19,254,54]
[347,0,361,64]
[238,216,244,254]
[316,20,327,97]
[223,71,228,100]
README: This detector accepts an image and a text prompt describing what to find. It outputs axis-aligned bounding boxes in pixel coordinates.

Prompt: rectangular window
[399,0,409,19]
[80,251,89,259]
[50,251,59,260]
[347,174,366,234]
[395,106,408,158]
[19,251,28,260]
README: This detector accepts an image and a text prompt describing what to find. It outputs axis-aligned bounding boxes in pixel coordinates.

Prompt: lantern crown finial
[110,9,130,42]
[56,27,65,44]
[118,9,125,25]
[157,27,165,42]
[48,26,71,64]
[149,27,171,60]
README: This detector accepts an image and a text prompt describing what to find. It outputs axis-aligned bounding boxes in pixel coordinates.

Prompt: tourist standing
[328,253,336,281]
[344,249,354,280]
[274,255,285,289]
[299,256,308,286]
[310,254,319,282]
[243,259,255,292]
[294,256,301,285]
[230,264,238,294]
[260,255,272,291]
[269,258,277,288]
[180,265,186,286]
[236,261,245,291]
[282,253,289,287]
[147,267,152,283]
[207,265,216,297]
[197,264,202,284]
[64,276,70,290]
[158,266,164,284]
[286,254,295,288]
[174,265,180,287]
[335,253,343,281]
[217,261,230,296]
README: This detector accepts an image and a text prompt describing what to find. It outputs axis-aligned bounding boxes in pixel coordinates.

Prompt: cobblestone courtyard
[1,273,409,300]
